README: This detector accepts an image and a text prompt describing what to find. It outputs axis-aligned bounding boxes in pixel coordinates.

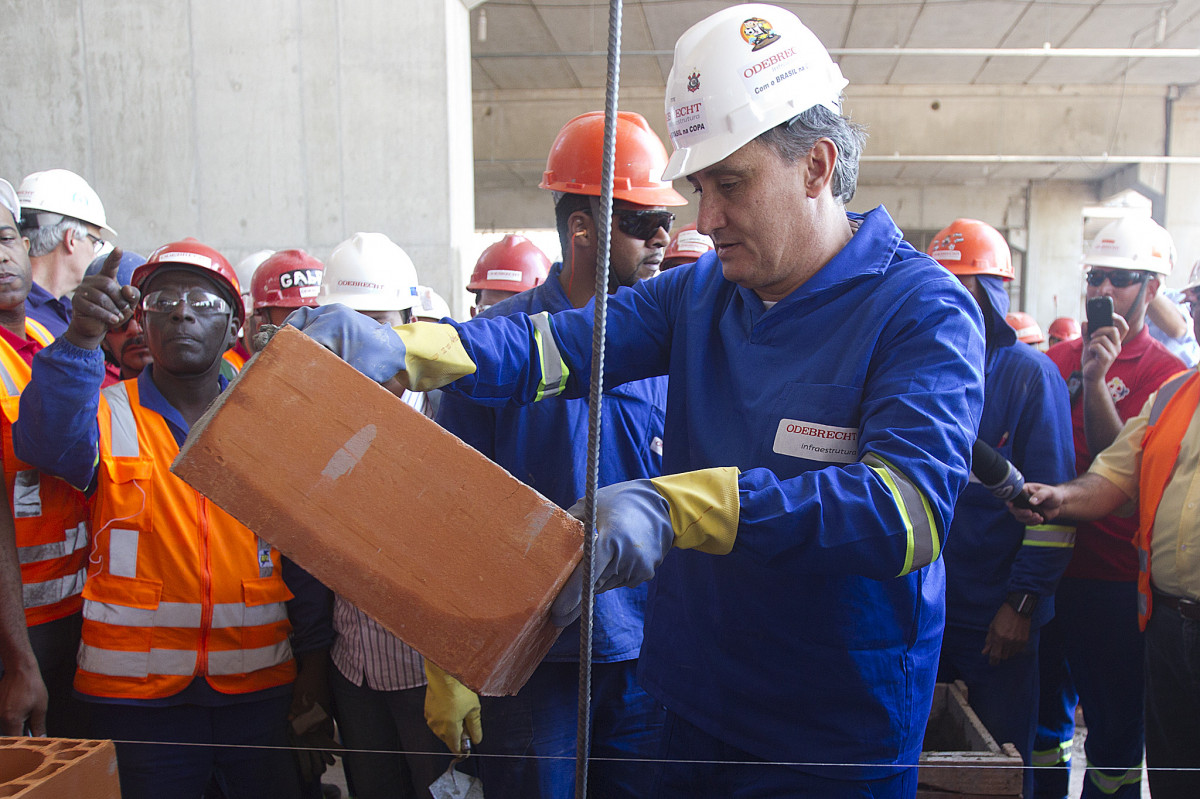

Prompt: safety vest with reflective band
[76,378,295,699]
[222,349,245,372]
[1135,367,1199,631]
[0,318,90,626]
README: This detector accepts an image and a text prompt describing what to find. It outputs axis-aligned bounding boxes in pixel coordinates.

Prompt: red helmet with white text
[252,250,325,310]
[1006,311,1044,344]
[468,235,551,293]
[132,238,244,326]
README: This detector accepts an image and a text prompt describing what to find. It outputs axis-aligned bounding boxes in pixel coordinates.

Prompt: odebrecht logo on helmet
[741,17,781,51]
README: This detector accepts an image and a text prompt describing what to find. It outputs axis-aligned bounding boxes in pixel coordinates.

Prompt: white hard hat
[0,179,19,225]
[662,4,848,181]
[1182,260,1200,293]
[320,232,419,312]
[235,249,276,316]
[1083,216,1174,276]
[17,169,116,238]
[412,285,452,321]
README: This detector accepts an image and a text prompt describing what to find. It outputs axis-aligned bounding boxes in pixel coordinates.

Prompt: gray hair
[27,217,87,258]
[755,104,867,205]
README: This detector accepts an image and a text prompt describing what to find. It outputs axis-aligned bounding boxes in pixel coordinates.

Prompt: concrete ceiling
[469,0,1200,191]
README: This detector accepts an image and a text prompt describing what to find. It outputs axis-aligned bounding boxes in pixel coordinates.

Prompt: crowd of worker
[1,3,1199,798]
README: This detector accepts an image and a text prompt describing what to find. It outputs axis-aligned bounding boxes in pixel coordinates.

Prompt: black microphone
[971,439,1033,510]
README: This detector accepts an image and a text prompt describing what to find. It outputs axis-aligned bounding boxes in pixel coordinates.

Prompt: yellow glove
[423,661,482,754]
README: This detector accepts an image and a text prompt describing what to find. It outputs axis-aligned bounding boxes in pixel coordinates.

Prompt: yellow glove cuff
[393,322,477,392]
[650,466,741,555]
[423,660,482,752]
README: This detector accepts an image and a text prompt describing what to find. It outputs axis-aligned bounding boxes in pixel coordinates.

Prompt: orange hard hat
[662,224,713,269]
[540,112,687,207]
[1006,311,1044,344]
[928,219,1014,281]
[1048,316,1081,343]
[252,249,325,310]
[132,238,244,326]
[469,235,551,293]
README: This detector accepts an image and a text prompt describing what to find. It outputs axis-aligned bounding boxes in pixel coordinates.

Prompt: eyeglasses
[614,209,674,240]
[84,233,106,255]
[1085,269,1149,288]
[141,289,231,316]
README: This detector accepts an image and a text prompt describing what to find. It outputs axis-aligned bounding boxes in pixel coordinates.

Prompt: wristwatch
[1006,591,1039,618]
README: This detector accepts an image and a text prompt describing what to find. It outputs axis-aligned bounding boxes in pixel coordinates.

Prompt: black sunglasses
[614,209,674,240]
[1085,269,1149,289]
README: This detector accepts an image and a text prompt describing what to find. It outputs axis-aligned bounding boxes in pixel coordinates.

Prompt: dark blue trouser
[330,665,457,799]
[1034,577,1144,799]
[1144,595,1200,799]
[652,711,918,798]
[473,658,664,799]
[938,622,1040,799]
[87,693,300,799]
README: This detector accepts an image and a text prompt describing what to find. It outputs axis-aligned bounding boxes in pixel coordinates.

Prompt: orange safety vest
[0,319,91,626]
[222,349,246,373]
[1135,367,1200,630]
[75,378,295,699]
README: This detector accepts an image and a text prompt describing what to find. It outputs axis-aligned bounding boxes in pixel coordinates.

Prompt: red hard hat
[132,238,244,326]
[252,249,325,310]
[1048,317,1081,342]
[539,112,688,207]
[1006,311,1044,344]
[662,224,713,268]
[928,219,1014,281]
[469,235,551,293]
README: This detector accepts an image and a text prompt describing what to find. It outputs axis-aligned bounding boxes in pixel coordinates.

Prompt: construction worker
[288,5,984,795]
[1006,310,1044,347]
[1011,261,1200,797]
[86,251,151,385]
[431,109,681,798]
[661,223,713,270]
[0,178,91,738]
[230,249,275,364]
[318,233,454,799]
[927,219,1075,797]
[17,169,116,337]
[13,238,332,799]
[1034,216,1186,799]
[1048,317,1081,348]
[412,286,453,323]
[467,234,549,317]
[248,250,324,351]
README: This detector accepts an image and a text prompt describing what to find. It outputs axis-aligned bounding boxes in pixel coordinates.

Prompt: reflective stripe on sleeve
[22,568,86,609]
[102,382,140,458]
[530,312,569,401]
[17,522,88,564]
[863,453,941,576]
[1022,524,1076,548]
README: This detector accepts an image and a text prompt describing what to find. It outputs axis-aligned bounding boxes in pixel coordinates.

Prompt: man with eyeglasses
[12,238,332,799]
[16,170,116,338]
[427,110,682,799]
[1033,216,1186,799]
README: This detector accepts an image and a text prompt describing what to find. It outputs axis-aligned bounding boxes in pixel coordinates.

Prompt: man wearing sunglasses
[428,110,684,799]
[1034,216,1186,799]
[16,170,116,339]
[12,238,332,799]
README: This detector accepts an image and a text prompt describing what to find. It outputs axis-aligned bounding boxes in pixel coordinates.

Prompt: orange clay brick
[0,738,120,798]
[171,325,584,695]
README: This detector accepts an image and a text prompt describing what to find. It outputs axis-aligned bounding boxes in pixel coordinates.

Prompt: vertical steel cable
[576,0,622,796]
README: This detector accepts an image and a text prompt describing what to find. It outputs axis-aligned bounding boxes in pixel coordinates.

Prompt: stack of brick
[0,738,120,798]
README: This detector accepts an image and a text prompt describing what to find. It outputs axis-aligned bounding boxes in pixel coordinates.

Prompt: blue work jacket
[437,263,666,662]
[442,206,985,778]
[944,276,1075,632]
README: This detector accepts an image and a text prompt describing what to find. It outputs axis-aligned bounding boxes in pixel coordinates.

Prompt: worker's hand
[424,661,482,754]
[288,650,339,783]
[1080,313,1128,385]
[64,247,139,351]
[284,304,408,383]
[551,479,675,627]
[0,659,48,736]
[1007,482,1063,525]
[982,603,1032,666]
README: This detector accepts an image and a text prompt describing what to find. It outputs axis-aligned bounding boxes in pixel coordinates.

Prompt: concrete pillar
[0,0,475,317]
[1164,88,1200,285]
[1025,182,1097,329]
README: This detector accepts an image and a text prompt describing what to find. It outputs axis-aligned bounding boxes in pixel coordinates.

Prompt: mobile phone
[1086,296,1113,338]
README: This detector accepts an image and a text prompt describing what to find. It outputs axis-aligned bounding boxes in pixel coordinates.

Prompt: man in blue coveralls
[928,219,1076,797]
[425,110,683,798]
[289,4,985,796]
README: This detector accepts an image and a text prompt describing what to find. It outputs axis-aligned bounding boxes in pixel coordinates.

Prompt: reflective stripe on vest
[83,598,289,629]
[78,639,291,678]
[1022,524,1075,548]
[863,452,940,575]
[530,312,569,401]
[1135,368,1199,630]
[23,567,86,610]
[102,382,140,457]
[17,522,87,565]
